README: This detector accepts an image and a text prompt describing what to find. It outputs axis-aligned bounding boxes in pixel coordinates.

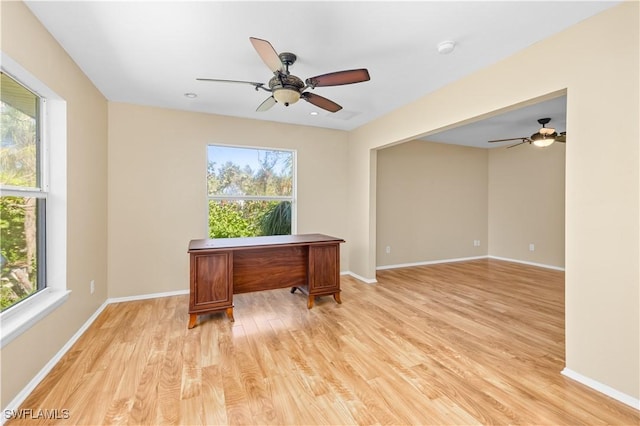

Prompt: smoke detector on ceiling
[437,40,456,55]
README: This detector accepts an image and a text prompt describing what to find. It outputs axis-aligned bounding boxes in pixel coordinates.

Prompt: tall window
[0,72,46,311]
[207,145,295,238]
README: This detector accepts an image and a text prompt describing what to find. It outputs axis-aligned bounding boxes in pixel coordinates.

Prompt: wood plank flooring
[8,259,640,425]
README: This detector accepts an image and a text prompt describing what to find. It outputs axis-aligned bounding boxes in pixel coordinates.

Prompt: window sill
[0,289,71,348]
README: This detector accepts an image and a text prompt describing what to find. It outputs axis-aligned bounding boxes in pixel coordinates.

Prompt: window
[0,72,46,311]
[1,52,68,348]
[207,145,295,238]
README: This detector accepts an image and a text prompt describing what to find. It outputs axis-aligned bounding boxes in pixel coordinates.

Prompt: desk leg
[333,292,342,304]
[307,296,314,309]
[226,307,235,322]
[188,314,197,329]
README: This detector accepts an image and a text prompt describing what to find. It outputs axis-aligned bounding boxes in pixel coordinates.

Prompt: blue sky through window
[207,145,291,176]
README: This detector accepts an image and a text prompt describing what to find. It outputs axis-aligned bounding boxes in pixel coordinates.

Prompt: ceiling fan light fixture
[531,132,556,147]
[273,88,301,106]
[488,118,566,148]
[533,139,555,148]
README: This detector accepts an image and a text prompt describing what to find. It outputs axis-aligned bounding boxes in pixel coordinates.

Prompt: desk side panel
[308,243,341,295]
[190,251,233,313]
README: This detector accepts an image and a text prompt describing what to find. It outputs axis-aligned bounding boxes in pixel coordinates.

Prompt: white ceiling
[25,1,616,137]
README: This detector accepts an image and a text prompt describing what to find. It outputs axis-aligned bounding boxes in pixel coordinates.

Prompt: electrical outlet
[473,240,481,247]
[385,246,391,254]
[90,280,95,294]
[529,243,535,252]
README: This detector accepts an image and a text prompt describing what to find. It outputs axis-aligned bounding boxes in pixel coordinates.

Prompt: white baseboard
[2,299,110,425]
[561,368,640,410]
[107,289,189,304]
[488,255,565,271]
[376,255,488,271]
[376,255,565,272]
[355,254,560,281]
[342,271,377,284]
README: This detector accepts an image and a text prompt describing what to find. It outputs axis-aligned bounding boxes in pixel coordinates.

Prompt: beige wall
[0,1,108,409]
[376,139,565,269]
[348,2,639,399]
[488,142,565,268]
[376,140,488,266]
[107,103,349,298]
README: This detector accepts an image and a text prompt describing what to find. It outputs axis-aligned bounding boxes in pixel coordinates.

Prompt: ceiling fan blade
[556,132,567,143]
[301,92,342,113]
[488,137,530,143]
[249,37,282,73]
[306,69,370,88]
[507,141,528,149]
[197,78,264,89]
[256,96,276,112]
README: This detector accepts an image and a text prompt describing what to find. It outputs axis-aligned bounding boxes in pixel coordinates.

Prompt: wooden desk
[187,234,344,328]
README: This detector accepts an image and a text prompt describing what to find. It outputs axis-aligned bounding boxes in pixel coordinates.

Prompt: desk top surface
[189,233,345,252]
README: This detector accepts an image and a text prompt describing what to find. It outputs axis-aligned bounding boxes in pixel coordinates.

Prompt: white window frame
[0,52,69,348]
[207,144,297,235]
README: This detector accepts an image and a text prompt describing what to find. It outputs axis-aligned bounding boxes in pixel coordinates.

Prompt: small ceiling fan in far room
[488,118,567,148]
[197,37,370,113]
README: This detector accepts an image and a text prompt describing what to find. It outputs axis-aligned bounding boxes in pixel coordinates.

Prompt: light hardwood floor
[9,259,640,425]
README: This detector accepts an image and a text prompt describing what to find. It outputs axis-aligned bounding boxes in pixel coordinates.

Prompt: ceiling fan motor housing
[269,74,305,106]
[531,118,558,147]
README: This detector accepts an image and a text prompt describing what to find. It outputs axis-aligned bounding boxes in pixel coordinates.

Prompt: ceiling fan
[197,37,370,113]
[488,118,567,148]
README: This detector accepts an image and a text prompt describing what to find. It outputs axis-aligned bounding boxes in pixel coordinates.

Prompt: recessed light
[310,111,319,116]
[184,92,198,98]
